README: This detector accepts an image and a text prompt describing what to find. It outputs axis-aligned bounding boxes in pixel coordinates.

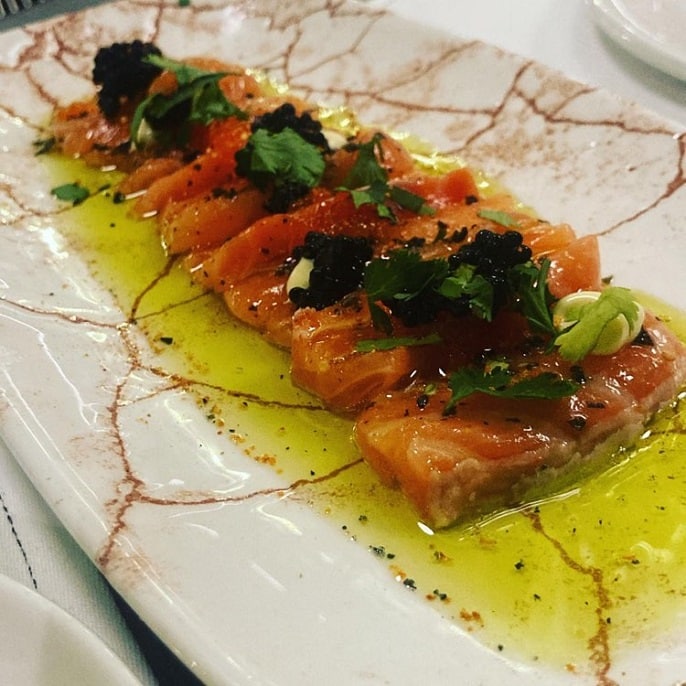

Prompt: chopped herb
[235,127,325,210]
[363,230,552,332]
[51,182,90,205]
[510,259,556,336]
[363,249,450,332]
[355,332,442,353]
[338,133,434,221]
[445,365,579,414]
[477,208,521,228]
[437,263,493,321]
[131,55,246,147]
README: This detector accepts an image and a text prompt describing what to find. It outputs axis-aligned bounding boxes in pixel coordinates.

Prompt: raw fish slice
[354,314,686,527]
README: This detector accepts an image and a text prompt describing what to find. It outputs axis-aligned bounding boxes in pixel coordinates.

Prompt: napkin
[0,436,157,685]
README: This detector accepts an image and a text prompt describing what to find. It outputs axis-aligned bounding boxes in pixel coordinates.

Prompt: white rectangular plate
[1,1,685,684]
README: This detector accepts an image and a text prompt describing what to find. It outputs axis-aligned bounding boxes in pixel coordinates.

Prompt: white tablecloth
[0,1,683,684]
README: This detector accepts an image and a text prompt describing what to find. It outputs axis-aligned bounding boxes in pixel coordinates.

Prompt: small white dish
[592,0,686,80]
[0,574,141,686]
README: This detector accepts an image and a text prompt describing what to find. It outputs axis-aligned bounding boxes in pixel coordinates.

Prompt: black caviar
[449,230,532,310]
[237,103,331,212]
[92,41,162,118]
[286,232,373,310]
[250,103,331,152]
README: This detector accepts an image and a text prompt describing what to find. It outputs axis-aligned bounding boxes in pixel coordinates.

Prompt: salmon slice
[288,220,599,413]
[223,269,295,348]
[133,124,252,216]
[290,300,415,411]
[47,47,686,532]
[50,99,133,167]
[159,188,269,254]
[354,314,686,527]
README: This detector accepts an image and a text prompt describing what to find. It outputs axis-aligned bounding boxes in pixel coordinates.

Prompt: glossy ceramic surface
[0,1,685,684]
[592,0,686,81]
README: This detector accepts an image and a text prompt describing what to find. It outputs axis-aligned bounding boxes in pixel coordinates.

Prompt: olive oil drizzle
[43,155,686,683]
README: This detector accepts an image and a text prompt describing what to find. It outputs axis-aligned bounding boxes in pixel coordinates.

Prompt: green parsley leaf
[438,263,494,320]
[554,287,642,362]
[348,180,395,218]
[235,127,326,191]
[509,259,556,336]
[388,184,436,217]
[444,366,579,414]
[51,182,90,205]
[364,250,449,303]
[338,133,434,221]
[477,208,521,228]
[131,56,246,147]
[341,133,389,189]
[363,250,448,333]
[355,332,442,352]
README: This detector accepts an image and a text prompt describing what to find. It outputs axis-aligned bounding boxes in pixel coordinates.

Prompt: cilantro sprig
[131,55,246,147]
[235,127,326,202]
[338,133,435,221]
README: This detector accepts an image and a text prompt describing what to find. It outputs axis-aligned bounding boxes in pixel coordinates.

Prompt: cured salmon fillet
[48,43,686,528]
[354,314,686,527]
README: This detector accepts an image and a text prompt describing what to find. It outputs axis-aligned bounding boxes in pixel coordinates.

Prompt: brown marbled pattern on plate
[0,2,684,685]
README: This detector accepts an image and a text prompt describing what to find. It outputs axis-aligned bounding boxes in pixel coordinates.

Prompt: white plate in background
[592,0,686,80]
[0,574,141,686]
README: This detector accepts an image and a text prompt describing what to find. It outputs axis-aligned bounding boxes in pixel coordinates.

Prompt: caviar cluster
[236,103,330,213]
[449,230,532,310]
[93,41,162,118]
[251,103,331,151]
[286,232,373,310]
[383,230,533,327]
[382,266,467,327]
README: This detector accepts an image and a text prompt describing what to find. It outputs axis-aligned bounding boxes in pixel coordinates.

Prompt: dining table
[0,0,684,684]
